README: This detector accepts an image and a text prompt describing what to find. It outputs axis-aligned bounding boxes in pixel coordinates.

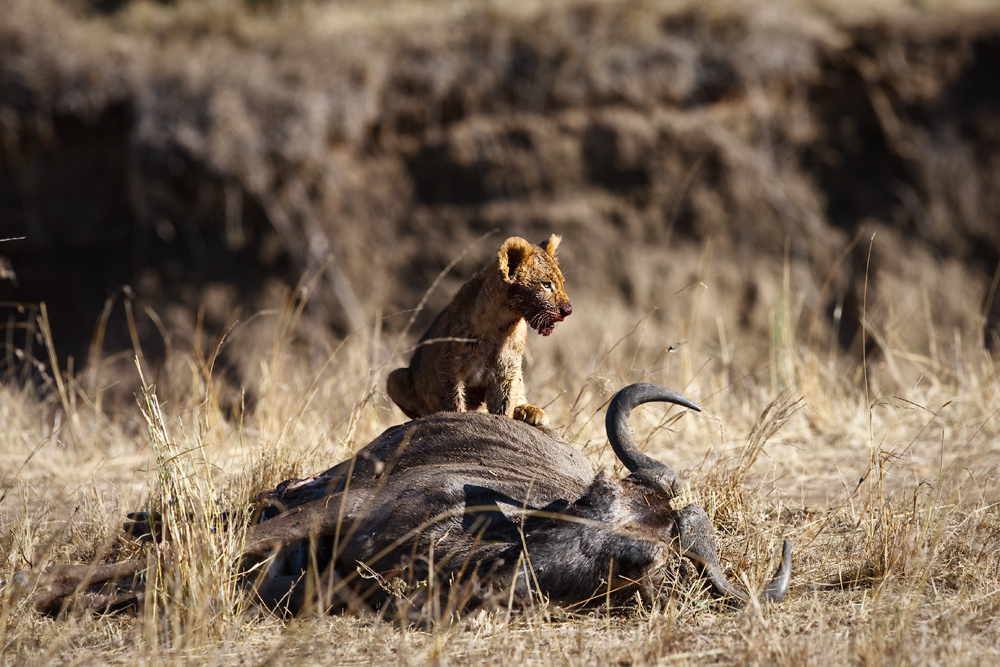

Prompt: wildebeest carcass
[9,383,790,617]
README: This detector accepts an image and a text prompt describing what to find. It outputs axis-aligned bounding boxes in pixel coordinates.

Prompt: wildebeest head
[7,384,790,618]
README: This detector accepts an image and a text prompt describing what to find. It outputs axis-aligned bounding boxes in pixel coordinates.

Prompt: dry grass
[4,1,1000,664]
[2,245,1000,666]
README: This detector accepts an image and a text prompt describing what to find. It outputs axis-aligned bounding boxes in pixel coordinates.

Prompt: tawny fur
[387,235,572,426]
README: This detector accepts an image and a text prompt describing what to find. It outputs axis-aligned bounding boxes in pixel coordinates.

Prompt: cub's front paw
[512,404,549,427]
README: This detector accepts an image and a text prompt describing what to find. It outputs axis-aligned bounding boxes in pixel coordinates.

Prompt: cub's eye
[541,281,554,292]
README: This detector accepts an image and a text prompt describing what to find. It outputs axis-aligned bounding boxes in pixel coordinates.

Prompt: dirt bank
[2,0,999,394]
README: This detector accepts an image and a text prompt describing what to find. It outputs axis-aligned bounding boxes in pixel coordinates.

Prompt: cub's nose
[560,303,573,319]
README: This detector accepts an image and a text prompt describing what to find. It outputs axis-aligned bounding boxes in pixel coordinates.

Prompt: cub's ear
[541,234,561,258]
[497,237,535,282]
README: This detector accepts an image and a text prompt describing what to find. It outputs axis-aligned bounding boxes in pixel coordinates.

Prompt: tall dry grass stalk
[133,359,249,652]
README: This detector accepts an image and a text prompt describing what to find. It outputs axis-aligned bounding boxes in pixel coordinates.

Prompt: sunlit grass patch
[2,243,1000,665]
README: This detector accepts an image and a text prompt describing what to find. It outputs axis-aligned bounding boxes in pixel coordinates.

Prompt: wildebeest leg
[239,487,379,615]
[242,486,372,559]
[675,503,791,605]
[6,561,145,615]
[123,510,237,542]
[245,567,351,615]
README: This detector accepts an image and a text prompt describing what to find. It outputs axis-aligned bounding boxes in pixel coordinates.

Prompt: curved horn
[760,538,792,603]
[677,504,792,606]
[606,383,701,498]
[698,539,791,606]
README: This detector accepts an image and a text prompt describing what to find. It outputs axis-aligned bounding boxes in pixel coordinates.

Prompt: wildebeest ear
[497,237,534,282]
[541,234,561,258]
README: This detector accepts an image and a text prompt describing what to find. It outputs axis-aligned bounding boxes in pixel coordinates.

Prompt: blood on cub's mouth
[529,312,565,336]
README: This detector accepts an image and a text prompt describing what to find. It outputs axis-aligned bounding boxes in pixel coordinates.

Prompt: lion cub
[387,235,572,426]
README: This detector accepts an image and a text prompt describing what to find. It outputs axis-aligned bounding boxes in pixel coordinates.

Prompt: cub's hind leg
[386,367,424,420]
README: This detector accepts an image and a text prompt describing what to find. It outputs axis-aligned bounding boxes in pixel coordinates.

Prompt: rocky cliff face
[3,0,999,391]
